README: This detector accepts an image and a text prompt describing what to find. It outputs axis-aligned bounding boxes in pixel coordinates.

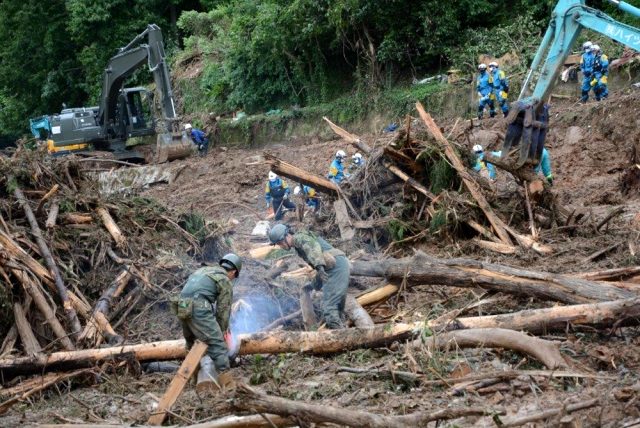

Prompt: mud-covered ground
[2,88,640,427]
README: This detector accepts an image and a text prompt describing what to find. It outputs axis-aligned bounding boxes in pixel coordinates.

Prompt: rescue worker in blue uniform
[328,150,346,184]
[534,148,554,185]
[580,41,597,102]
[476,64,495,119]
[185,123,209,155]
[592,44,609,101]
[489,62,509,116]
[265,172,296,220]
[294,185,320,212]
[348,153,364,174]
[472,144,498,180]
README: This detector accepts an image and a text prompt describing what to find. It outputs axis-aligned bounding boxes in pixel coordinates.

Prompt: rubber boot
[218,370,236,393]
[196,356,220,394]
[580,91,589,103]
[489,110,496,118]
[477,106,484,120]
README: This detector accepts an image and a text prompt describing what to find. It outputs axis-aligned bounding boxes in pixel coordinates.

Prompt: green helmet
[220,253,242,277]
[268,223,288,245]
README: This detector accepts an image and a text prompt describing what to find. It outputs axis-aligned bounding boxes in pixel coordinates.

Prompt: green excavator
[29,24,192,163]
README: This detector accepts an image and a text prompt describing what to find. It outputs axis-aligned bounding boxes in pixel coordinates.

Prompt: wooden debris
[300,287,318,330]
[249,245,275,260]
[97,207,126,248]
[333,199,355,240]
[45,199,59,229]
[147,341,208,425]
[423,328,568,369]
[12,182,83,338]
[264,153,339,195]
[416,102,513,246]
[498,398,599,427]
[233,383,495,428]
[350,251,634,304]
[13,298,42,358]
[344,295,374,327]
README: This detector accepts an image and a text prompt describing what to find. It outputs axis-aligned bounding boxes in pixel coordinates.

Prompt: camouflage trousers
[180,301,229,371]
[322,255,350,329]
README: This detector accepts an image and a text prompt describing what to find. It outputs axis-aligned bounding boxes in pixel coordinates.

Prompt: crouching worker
[172,253,242,391]
[269,224,349,329]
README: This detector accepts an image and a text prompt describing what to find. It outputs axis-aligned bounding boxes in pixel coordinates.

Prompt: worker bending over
[265,172,296,221]
[173,253,242,390]
[472,144,498,180]
[269,224,349,329]
[294,185,320,212]
[185,123,209,155]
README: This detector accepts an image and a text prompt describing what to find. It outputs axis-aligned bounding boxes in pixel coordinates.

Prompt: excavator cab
[501,0,640,169]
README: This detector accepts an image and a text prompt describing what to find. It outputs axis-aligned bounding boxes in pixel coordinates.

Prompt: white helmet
[478,63,487,71]
[336,150,346,159]
[592,44,601,53]
[473,144,483,153]
[293,185,302,195]
[184,123,193,130]
[583,41,593,51]
[489,61,498,68]
[352,152,363,163]
[268,171,278,181]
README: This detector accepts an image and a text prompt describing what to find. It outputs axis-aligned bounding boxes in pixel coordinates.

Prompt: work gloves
[316,265,329,284]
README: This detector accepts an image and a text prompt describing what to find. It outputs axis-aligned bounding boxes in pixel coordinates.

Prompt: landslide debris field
[1,89,640,427]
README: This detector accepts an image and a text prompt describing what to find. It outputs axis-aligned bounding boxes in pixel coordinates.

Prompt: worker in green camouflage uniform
[174,253,241,386]
[269,224,349,329]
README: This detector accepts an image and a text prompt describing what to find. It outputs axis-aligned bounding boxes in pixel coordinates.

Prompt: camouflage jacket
[180,266,233,332]
[292,230,333,269]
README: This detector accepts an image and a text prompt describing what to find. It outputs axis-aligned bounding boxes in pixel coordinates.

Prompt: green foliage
[387,219,410,241]
[179,212,208,243]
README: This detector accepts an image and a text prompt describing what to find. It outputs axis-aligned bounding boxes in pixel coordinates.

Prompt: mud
[2,88,640,427]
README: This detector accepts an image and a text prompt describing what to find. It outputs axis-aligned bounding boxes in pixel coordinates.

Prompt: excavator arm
[502,0,640,168]
[99,23,177,133]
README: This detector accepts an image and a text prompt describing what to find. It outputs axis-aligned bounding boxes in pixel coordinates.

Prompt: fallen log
[498,398,599,427]
[3,297,638,376]
[264,153,339,195]
[350,251,635,304]
[97,207,126,248]
[576,266,640,282]
[423,328,567,369]
[300,287,318,330]
[12,183,82,338]
[45,199,59,229]
[35,184,59,217]
[39,415,296,428]
[13,299,41,358]
[322,116,371,153]
[60,213,93,224]
[249,245,275,260]
[345,295,374,328]
[334,199,355,240]
[233,383,493,428]
[79,269,131,345]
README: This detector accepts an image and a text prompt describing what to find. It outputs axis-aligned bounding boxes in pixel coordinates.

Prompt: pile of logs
[0,151,202,414]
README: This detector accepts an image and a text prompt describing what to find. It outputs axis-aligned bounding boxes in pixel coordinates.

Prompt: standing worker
[489,62,509,116]
[592,45,609,101]
[476,64,496,119]
[265,171,296,221]
[268,224,349,329]
[328,150,347,184]
[580,41,596,102]
[185,123,209,156]
[174,253,242,390]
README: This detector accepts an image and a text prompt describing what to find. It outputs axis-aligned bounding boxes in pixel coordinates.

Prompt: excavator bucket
[501,101,549,169]
[154,131,193,163]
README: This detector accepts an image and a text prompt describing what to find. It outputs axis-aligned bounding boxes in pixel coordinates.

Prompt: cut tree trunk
[3,297,638,376]
[264,153,339,195]
[300,287,318,330]
[13,299,41,358]
[233,383,492,428]
[45,199,59,229]
[344,296,374,327]
[423,328,567,369]
[97,207,126,248]
[12,184,82,338]
[350,251,635,304]
[79,269,131,345]
[147,341,208,425]
[334,199,355,240]
[11,267,75,351]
